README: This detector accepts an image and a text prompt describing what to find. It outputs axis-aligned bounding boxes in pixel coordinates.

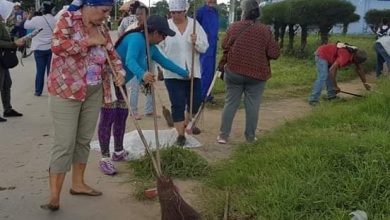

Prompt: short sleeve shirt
[317,44,353,67]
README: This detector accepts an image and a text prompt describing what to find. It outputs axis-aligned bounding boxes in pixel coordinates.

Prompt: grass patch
[201,80,390,219]
[129,146,210,180]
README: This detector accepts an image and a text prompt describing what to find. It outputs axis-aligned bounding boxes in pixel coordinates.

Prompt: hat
[14,2,21,7]
[147,15,175,37]
[168,0,188,12]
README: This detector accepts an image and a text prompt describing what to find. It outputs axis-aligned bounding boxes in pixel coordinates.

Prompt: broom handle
[340,90,363,97]
[142,9,162,175]
[189,6,197,125]
[186,69,219,130]
[100,26,162,177]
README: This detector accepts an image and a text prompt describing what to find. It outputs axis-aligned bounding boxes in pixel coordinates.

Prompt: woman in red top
[42,0,125,211]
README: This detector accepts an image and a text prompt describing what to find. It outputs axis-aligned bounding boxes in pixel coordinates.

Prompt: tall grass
[201,80,390,219]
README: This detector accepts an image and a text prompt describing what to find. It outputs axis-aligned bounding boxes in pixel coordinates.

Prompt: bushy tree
[365,9,390,34]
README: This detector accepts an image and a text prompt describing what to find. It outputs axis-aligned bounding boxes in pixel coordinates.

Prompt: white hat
[14,2,21,6]
[168,0,188,12]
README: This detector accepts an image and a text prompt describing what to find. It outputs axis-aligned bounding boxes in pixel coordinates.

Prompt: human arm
[51,11,104,57]
[355,63,371,91]
[23,16,38,30]
[266,28,280,60]
[328,62,340,93]
[124,34,149,83]
[217,27,232,71]
[151,45,188,78]
[189,20,209,53]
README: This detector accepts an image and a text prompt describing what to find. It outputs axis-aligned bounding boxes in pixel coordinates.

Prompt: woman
[161,0,209,146]
[117,0,140,37]
[217,0,280,144]
[24,1,56,96]
[41,0,125,211]
[126,6,153,120]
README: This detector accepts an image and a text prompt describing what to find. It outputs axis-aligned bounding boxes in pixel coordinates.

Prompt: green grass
[200,80,390,219]
[213,33,377,99]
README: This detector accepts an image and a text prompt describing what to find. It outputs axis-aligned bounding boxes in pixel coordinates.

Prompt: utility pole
[228,0,235,24]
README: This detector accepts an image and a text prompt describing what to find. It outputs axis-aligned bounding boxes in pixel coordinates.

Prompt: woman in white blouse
[24,1,56,96]
[161,0,209,146]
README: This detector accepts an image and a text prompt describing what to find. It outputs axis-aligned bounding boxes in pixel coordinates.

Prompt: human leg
[34,50,47,96]
[129,77,141,119]
[72,85,102,193]
[308,54,329,104]
[243,79,266,142]
[219,69,244,141]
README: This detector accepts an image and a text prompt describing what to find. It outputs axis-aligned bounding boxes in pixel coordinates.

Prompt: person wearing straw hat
[118,0,140,37]
[42,0,125,211]
[161,0,209,146]
[217,0,280,144]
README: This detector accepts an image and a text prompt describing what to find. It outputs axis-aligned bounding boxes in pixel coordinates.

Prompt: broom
[186,70,220,133]
[142,12,200,219]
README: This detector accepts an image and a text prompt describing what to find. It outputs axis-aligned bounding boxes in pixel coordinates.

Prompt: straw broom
[141,11,200,219]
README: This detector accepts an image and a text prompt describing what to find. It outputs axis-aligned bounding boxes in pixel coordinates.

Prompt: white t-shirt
[24,14,56,51]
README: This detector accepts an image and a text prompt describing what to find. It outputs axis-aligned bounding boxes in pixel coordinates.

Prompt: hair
[382,18,389,25]
[353,49,367,64]
[129,1,141,14]
[40,1,55,14]
[244,8,260,20]
[137,5,149,16]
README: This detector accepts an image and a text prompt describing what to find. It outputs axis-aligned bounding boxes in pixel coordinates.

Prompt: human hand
[190,34,197,44]
[14,38,25,47]
[87,27,107,47]
[143,72,155,84]
[334,86,341,94]
[114,73,124,86]
[363,83,371,91]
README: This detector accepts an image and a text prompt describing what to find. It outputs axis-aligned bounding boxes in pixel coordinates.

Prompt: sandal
[40,203,60,211]
[69,188,102,196]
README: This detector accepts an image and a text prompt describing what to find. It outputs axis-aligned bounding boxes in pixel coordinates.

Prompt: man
[0,15,25,122]
[196,0,219,101]
[308,43,371,106]
[216,0,280,144]
[375,36,390,78]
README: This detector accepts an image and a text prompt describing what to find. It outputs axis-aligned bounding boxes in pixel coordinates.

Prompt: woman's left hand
[114,74,125,86]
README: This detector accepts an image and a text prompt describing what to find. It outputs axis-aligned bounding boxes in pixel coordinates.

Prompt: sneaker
[99,158,116,175]
[0,116,6,122]
[112,150,130,161]
[144,113,161,118]
[3,109,23,117]
[175,135,186,146]
[308,101,318,106]
[131,112,142,120]
[217,135,227,144]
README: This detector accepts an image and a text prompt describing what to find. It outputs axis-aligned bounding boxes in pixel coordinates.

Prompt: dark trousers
[0,66,12,112]
[375,42,390,77]
[34,49,52,95]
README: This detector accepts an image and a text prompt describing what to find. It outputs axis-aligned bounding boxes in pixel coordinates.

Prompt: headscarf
[168,0,189,12]
[68,0,114,12]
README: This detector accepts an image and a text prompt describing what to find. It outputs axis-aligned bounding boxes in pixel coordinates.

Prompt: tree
[365,9,390,34]
[151,0,169,17]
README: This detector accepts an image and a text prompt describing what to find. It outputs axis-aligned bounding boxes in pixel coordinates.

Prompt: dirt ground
[0,36,375,219]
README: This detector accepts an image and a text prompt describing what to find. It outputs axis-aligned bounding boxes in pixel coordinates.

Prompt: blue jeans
[164,78,202,122]
[128,77,152,114]
[375,42,390,78]
[219,69,266,142]
[308,54,336,103]
[34,49,52,96]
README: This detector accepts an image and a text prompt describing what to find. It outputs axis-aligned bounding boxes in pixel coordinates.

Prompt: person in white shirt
[24,1,56,96]
[376,18,390,39]
[161,0,209,146]
[375,36,390,78]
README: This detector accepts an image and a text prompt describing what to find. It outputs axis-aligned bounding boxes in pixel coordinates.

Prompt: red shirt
[317,44,353,67]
